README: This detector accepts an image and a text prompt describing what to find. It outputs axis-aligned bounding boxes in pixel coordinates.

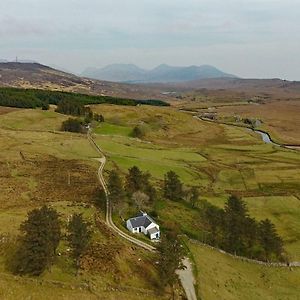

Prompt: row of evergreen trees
[54,99,105,121]
[162,171,284,261]
[60,108,104,133]
[55,99,91,116]
[9,206,91,276]
[0,87,169,109]
[201,196,284,262]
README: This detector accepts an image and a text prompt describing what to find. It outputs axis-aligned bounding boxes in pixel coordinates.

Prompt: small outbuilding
[126,212,160,240]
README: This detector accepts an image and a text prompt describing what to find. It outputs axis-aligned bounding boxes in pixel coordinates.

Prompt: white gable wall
[141,226,147,234]
[126,220,133,232]
[150,230,160,240]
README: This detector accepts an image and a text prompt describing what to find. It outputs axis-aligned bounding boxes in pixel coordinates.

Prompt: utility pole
[68,171,71,185]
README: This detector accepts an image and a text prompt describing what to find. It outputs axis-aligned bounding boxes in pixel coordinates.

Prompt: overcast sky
[0,0,299,79]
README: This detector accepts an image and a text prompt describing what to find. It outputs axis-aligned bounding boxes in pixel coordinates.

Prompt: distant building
[126,212,160,240]
[201,112,217,120]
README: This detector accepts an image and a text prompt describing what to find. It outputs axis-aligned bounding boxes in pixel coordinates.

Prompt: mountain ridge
[81,63,237,83]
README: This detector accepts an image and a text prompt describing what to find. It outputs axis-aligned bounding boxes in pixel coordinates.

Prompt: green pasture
[0,128,98,161]
[0,109,67,131]
[1,103,300,297]
[95,134,208,184]
[188,241,300,300]
[244,196,300,261]
[94,122,132,137]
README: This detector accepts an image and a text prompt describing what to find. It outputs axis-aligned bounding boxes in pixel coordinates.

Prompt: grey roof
[128,214,156,229]
[148,227,159,235]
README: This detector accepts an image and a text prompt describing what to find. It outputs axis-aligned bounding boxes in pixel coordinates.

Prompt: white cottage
[126,212,160,240]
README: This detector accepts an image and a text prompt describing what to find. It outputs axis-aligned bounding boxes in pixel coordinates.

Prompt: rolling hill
[0,62,173,101]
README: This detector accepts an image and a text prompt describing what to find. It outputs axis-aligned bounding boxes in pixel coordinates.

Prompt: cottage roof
[128,214,156,229]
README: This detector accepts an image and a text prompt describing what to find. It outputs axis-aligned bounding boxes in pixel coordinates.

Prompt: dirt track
[87,132,156,251]
[87,131,198,299]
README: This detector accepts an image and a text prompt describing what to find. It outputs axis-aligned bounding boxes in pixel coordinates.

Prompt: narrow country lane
[87,131,198,299]
[176,258,197,300]
[87,132,156,252]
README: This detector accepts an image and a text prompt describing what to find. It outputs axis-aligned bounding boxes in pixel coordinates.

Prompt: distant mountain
[82,64,147,82]
[82,64,237,83]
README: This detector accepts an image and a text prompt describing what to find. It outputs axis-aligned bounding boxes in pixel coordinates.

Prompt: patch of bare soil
[0,107,19,115]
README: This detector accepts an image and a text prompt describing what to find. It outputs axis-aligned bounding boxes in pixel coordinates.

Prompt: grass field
[94,122,132,136]
[90,104,300,261]
[0,108,169,299]
[0,108,68,131]
[1,103,300,298]
[188,241,300,300]
[91,104,226,147]
[95,134,208,184]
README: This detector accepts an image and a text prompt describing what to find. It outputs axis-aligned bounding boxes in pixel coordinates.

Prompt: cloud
[0,16,48,37]
[0,0,299,79]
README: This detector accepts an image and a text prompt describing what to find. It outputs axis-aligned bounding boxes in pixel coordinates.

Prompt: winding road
[87,131,198,299]
[87,132,156,252]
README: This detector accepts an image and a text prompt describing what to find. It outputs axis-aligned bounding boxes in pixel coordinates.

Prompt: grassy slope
[91,104,300,262]
[0,108,68,131]
[1,104,300,298]
[0,108,166,300]
[96,135,208,184]
[189,241,300,300]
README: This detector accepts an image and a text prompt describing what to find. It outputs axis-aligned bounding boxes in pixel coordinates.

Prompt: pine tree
[190,186,200,208]
[223,195,249,254]
[107,170,125,210]
[259,219,283,261]
[144,182,157,203]
[164,171,183,201]
[157,233,184,296]
[125,166,144,194]
[12,206,61,276]
[243,216,258,257]
[67,214,91,268]
[203,203,225,246]
[125,166,156,202]
[95,188,106,209]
